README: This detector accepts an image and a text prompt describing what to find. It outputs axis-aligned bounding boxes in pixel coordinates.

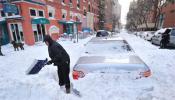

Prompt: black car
[96,30,109,37]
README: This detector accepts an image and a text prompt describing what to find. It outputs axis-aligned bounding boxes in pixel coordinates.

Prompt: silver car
[73,37,151,80]
[151,28,175,47]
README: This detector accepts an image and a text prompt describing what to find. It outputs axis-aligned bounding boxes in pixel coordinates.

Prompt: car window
[171,29,175,36]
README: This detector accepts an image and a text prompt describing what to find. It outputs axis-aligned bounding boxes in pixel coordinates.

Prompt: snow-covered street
[0,32,175,100]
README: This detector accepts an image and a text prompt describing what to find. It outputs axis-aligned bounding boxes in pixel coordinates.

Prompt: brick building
[160,2,175,28]
[104,0,121,31]
[0,0,99,45]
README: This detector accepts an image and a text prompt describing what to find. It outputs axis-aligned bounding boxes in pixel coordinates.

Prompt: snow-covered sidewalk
[0,32,175,100]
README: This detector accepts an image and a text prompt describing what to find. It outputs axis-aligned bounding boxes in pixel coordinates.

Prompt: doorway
[10,23,24,43]
[32,24,46,42]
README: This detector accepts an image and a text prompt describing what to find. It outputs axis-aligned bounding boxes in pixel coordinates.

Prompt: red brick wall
[162,3,175,28]
[13,2,47,45]
[46,1,62,40]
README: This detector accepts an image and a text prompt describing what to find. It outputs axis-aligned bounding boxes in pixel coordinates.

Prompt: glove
[46,60,53,65]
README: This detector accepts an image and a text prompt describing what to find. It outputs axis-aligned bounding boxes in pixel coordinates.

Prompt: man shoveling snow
[43,35,71,94]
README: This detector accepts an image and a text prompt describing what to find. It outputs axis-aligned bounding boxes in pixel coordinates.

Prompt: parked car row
[132,27,175,47]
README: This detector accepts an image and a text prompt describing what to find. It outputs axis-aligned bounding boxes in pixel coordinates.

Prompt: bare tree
[98,0,105,30]
[143,0,174,29]
[112,15,119,32]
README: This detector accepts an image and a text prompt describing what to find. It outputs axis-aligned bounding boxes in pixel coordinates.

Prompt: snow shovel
[26,58,48,75]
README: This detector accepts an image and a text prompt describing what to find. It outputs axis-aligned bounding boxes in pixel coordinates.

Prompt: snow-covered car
[73,37,151,80]
[136,31,143,37]
[151,28,175,47]
[143,31,155,41]
[96,30,109,37]
[151,29,166,45]
[107,31,112,37]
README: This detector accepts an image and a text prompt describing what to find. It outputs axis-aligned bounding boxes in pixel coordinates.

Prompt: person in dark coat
[160,29,171,48]
[44,35,71,93]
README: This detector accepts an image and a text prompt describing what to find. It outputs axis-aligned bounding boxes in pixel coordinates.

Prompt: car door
[156,34,162,45]
[169,29,175,46]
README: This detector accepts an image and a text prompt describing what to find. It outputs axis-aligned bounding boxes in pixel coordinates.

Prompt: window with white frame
[62,13,66,18]
[70,11,73,19]
[38,10,44,17]
[30,9,36,16]
[48,6,55,18]
[62,0,65,3]
[61,9,67,19]
[77,0,80,9]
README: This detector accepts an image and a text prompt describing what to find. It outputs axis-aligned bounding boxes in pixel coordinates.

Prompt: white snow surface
[0,32,175,100]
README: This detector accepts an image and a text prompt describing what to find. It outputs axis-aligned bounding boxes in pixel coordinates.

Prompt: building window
[77,0,80,8]
[38,10,44,17]
[62,0,65,3]
[0,10,5,17]
[49,12,53,17]
[62,14,66,18]
[30,9,36,16]
[88,4,91,12]
[48,6,55,18]
[84,9,87,16]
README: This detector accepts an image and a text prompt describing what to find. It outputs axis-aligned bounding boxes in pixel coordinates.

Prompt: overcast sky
[118,0,133,25]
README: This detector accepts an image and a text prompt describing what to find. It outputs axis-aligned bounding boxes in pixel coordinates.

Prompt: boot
[66,88,71,94]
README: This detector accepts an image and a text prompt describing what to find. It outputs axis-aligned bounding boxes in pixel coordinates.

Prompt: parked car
[136,31,143,37]
[140,31,147,38]
[143,31,155,41]
[73,37,151,80]
[96,30,109,37]
[151,28,175,47]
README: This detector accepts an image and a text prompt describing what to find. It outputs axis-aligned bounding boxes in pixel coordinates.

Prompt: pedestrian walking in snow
[160,29,171,49]
[44,35,71,94]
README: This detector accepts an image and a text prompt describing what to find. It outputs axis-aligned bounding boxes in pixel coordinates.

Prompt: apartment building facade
[0,0,99,45]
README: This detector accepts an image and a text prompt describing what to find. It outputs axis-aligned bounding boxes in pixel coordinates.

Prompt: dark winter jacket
[161,29,171,44]
[44,35,70,66]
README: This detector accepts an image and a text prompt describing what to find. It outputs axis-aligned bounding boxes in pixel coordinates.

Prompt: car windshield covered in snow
[84,39,132,56]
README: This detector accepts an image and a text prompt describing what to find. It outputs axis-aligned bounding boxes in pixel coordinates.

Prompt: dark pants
[160,40,168,48]
[57,61,70,89]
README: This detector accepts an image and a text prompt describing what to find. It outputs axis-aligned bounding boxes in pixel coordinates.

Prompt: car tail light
[140,70,151,78]
[72,70,85,80]
[143,70,151,77]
